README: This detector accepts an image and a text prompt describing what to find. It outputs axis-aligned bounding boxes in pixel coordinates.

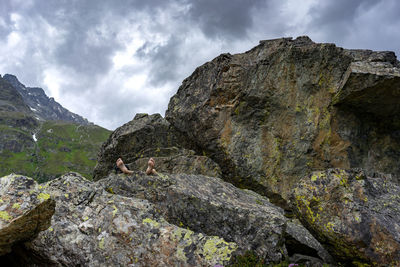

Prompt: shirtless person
[116,157,158,175]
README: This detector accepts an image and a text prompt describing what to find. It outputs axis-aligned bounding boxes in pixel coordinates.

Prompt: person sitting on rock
[116,157,158,175]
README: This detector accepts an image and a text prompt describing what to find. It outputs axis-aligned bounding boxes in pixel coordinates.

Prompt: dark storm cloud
[307,0,400,56]
[309,0,378,26]
[137,35,183,86]
[186,0,268,39]
[6,0,180,78]
[2,0,271,87]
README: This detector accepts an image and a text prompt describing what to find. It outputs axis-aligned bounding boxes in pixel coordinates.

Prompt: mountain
[2,74,89,125]
[0,74,111,182]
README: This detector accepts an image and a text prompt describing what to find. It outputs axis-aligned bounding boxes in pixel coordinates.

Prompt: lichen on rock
[0,174,55,256]
[291,168,400,265]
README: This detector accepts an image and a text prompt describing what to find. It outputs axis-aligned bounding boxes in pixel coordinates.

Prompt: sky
[0,0,399,130]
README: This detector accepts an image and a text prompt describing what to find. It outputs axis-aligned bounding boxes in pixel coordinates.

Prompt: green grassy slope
[0,120,111,183]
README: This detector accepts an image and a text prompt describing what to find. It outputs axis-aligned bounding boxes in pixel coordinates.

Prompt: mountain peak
[2,74,90,125]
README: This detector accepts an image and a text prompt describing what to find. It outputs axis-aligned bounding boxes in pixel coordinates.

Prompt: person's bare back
[116,157,157,175]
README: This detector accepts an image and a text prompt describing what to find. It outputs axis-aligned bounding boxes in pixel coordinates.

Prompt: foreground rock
[100,172,288,262]
[0,174,55,256]
[28,172,237,266]
[93,113,221,180]
[292,168,400,265]
[166,36,400,202]
[1,171,333,265]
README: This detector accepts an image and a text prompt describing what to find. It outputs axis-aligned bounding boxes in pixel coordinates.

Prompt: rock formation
[166,36,400,204]
[27,172,239,266]
[292,168,400,266]
[93,113,221,180]
[0,174,55,256]
[1,171,331,266]
[2,36,400,266]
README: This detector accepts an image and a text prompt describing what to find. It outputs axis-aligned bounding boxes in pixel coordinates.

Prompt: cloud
[307,0,400,54]
[0,0,398,130]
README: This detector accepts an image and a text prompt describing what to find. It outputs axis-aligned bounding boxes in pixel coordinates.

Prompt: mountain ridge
[2,74,90,125]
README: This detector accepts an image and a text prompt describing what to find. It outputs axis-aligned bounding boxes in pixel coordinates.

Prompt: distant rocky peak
[2,74,24,89]
[2,74,90,125]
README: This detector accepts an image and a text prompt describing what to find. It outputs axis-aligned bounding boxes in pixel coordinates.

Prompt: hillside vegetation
[0,119,110,183]
[0,74,111,182]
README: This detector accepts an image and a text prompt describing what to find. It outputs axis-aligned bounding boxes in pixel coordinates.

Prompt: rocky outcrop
[2,74,90,125]
[1,171,334,266]
[165,36,400,203]
[99,172,289,263]
[0,174,55,256]
[26,172,237,266]
[93,113,221,180]
[292,168,400,266]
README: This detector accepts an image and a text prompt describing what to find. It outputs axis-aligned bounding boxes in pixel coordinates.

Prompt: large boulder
[27,172,238,266]
[100,172,334,264]
[93,113,221,180]
[0,174,55,256]
[99,172,288,262]
[292,168,400,265]
[165,36,400,202]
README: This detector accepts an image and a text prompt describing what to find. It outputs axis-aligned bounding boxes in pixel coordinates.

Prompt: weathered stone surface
[291,168,400,265]
[285,219,333,264]
[93,113,221,180]
[165,36,400,202]
[127,147,222,178]
[0,174,55,256]
[28,172,237,266]
[99,171,288,263]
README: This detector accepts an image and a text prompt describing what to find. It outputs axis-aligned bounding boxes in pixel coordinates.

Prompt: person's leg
[116,158,133,175]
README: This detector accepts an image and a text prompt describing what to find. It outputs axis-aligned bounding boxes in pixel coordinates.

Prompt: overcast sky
[0,0,399,130]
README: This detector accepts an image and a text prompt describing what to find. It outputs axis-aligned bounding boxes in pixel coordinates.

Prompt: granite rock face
[166,36,400,202]
[0,174,55,256]
[93,113,221,180]
[292,168,400,266]
[27,172,238,266]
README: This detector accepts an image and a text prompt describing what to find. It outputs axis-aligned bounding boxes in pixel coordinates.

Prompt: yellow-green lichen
[202,236,237,262]
[99,237,105,249]
[184,230,193,242]
[37,193,51,201]
[106,187,115,194]
[12,203,20,209]
[112,205,118,217]
[325,221,334,232]
[142,218,160,228]
[311,174,319,182]
[0,211,12,221]
[175,246,188,261]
